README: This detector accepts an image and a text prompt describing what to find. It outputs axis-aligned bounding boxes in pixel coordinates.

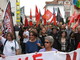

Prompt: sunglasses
[44,42,50,43]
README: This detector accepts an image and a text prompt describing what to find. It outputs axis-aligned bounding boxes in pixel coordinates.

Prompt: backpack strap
[14,40,16,51]
[4,40,7,46]
[2,40,7,54]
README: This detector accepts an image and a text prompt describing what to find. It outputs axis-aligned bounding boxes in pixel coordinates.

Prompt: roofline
[44,4,64,8]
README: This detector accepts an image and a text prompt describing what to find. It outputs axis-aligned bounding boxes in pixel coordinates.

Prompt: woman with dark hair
[25,31,42,53]
[0,32,20,56]
[58,31,69,52]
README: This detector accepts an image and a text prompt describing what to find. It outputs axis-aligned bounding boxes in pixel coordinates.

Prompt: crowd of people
[0,23,80,58]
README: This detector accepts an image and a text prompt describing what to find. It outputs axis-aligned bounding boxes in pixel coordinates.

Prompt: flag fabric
[35,5,40,26]
[76,0,80,8]
[73,0,78,5]
[77,42,80,49]
[49,8,55,23]
[29,9,33,26]
[29,21,33,26]
[20,16,23,24]
[20,6,25,24]
[65,17,70,24]
[24,16,28,27]
[49,8,57,25]
[43,8,47,25]
[44,19,47,25]
[53,8,57,25]
[39,9,42,24]
[72,20,79,29]
[76,14,80,20]
[42,9,53,20]
[30,9,32,19]
[57,7,64,24]
[68,11,77,25]
[3,1,14,36]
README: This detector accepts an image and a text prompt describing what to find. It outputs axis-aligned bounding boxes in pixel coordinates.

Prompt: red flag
[68,16,74,25]
[39,9,42,24]
[43,8,47,25]
[49,15,57,25]
[30,9,32,19]
[29,9,33,26]
[3,1,14,35]
[75,14,80,21]
[44,19,47,25]
[49,8,57,25]
[24,16,28,27]
[35,5,40,26]
[53,15,57,26]
[77,42,80,49]
[49,18,53,24]
[53,8,57,25]
[72,20,79,29]
[42,9,53,20]
[68,11,77,25]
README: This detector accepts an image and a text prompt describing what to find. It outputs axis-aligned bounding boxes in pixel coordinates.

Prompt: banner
[3,1,14,35]
[0,49,80,60]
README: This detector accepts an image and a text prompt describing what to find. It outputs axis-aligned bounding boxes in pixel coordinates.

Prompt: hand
[1,55,6,58]
[37,43,41,47]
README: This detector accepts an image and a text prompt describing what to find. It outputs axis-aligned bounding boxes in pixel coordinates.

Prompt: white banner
[0,49,80,60]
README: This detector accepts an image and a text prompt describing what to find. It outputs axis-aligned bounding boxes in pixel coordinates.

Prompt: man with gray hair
[39,36,58,52]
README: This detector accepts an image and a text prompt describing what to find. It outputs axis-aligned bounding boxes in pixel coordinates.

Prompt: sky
[20,0,53,16]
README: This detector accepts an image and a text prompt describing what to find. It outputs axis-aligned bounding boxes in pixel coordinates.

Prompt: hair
[45,36,54,46]
[30,31,38,37]
[60,31,67,37]
[23,27,28,30]
[6,32,14,40]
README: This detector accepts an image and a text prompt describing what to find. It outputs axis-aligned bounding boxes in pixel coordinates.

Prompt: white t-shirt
[23,31,29,43]
[1,37,19,56]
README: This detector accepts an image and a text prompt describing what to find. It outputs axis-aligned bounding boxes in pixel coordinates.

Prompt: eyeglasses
[44,42,50,43]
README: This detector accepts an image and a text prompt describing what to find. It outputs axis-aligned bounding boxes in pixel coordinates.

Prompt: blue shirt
[25,40,41,53]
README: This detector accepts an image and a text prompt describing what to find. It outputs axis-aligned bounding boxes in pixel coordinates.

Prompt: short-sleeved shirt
[0,37,19,56]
